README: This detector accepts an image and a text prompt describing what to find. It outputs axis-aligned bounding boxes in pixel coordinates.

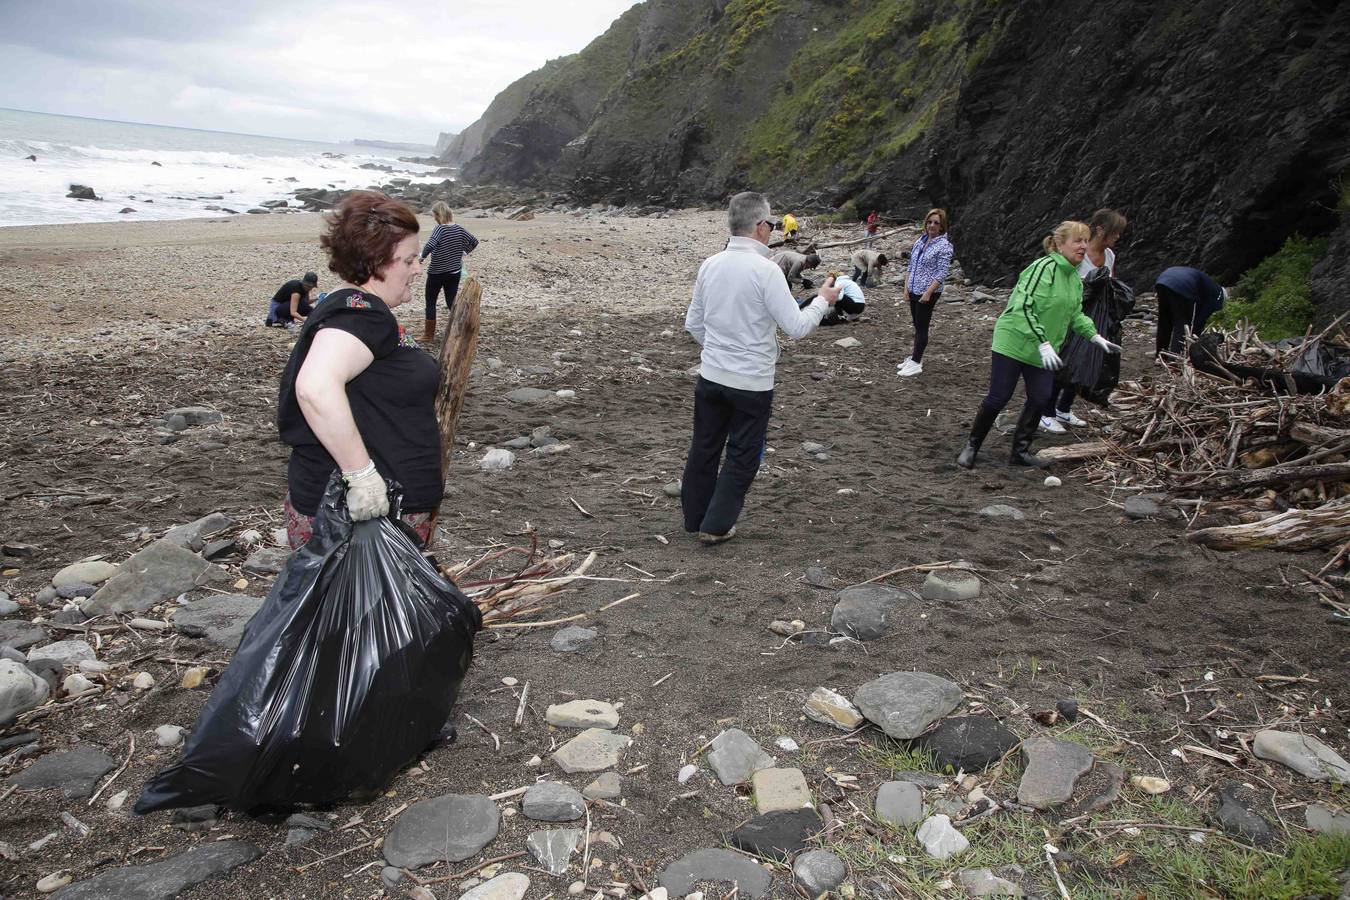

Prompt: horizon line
[0,105,439,150]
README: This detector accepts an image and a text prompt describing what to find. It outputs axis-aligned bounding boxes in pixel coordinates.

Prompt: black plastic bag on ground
[135,474,480,814]
[1056,269,1135,406]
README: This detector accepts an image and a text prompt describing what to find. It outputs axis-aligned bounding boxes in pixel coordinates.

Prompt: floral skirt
[283,496,434,551]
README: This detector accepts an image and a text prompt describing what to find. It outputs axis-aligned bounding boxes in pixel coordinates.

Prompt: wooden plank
[434,276,482,488]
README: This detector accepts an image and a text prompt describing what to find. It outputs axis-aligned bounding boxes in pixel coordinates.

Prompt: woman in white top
[1041,208,1127,432]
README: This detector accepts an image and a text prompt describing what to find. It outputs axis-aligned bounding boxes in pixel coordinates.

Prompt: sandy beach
[1,212,1345,898]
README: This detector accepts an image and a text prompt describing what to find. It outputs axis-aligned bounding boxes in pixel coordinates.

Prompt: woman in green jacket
[956,221,1121,469]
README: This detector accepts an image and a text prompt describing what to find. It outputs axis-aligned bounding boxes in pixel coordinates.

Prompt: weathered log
[1035,440,1112,463]
[434,276,482,482]
[1183,461,1350,496]
[1188,495,1350,551]
[1290,421,1350,444]
[812,226,909,251]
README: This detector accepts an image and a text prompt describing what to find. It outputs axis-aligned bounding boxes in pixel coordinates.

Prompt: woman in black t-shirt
[277,191,443,548]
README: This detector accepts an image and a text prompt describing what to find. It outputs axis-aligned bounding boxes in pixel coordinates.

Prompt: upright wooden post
[429,277,482,531]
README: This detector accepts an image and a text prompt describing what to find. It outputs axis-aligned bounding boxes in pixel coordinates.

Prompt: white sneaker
[1039,416,1066,434]
[896,357,913,369]
[897,360,923,377]
[1056,410,1087,427]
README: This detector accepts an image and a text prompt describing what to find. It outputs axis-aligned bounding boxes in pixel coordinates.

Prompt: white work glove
[1038,342,1063,371]
[1090,334,1122,354]
[342,461,389,521]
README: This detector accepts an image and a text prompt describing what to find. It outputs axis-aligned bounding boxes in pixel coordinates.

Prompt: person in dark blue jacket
[1155,266,1227,357]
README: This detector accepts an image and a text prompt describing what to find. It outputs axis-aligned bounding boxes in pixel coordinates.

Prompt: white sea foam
[0,109,446,227]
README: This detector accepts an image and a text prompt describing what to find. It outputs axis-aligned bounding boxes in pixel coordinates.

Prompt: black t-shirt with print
[277,288,443,516]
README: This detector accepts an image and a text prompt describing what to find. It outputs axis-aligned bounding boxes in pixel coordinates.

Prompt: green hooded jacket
[991,252,1098,366]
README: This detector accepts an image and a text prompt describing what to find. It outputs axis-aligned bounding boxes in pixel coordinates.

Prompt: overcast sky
[0,0,638,145]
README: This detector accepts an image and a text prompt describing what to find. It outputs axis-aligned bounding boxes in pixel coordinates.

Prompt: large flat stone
[552,728,631,774]
[875,780,924,827]
[659,849,772,898]
[171,594,263,649]
[50,840,261,899]
[915,716,1020,773]
[853,672,963,740]
[0,659,50,723]
[505,388,555,403]
[27,640,95,668]
[1253,729,1350,783]
[830,584,914,640]
[83,539,210,616]
[460,872,530,900]
[382,794,499,869]
[7,745,115,799]
[729,808,823,861]
[1306,803,1350,836]
[546,699,619,729]
[751,768,812,814]
[1018,737,1095,809]
[706,728,774,785]
[0,621,49,651]
[522,781,585,822]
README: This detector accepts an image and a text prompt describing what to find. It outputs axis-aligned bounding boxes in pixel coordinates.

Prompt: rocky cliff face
[448,0,1350,301]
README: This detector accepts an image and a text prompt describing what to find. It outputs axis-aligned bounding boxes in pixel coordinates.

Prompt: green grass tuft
[1213,234,1328,340]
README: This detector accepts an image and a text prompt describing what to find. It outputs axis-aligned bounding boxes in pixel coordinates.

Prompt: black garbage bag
[135,474,480,814]
[1056,269,1135,406]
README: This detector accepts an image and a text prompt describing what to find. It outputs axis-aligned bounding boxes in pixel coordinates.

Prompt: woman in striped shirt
[420,201,479,343]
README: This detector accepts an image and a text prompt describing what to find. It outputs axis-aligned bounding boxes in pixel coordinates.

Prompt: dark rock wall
[931,0,1350,288]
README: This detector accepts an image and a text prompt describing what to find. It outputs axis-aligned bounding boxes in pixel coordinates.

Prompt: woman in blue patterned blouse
[897,208,955,378]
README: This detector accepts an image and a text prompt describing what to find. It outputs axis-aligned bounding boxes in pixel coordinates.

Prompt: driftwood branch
[812,226,909,251]
[1182,461,1350,496]
[434,276,482,480]
[1188,495,1350,551]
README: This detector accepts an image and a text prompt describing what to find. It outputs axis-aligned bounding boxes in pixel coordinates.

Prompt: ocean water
[0,108,445,228]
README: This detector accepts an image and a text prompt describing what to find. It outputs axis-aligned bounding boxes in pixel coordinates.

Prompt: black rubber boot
[1008,404,1051,468]
[956,405,999,469]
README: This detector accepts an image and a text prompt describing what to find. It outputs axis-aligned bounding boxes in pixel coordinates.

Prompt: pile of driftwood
[1040,326,1350,556]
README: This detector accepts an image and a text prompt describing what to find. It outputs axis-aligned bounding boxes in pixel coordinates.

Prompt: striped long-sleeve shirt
[420,223,479,275]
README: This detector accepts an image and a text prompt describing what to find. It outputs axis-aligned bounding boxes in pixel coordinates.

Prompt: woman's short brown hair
[924,208,949,234]
[320,191,419,285]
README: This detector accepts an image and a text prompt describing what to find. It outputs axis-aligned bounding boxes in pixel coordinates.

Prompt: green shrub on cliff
[1213,234,1327,339]
[737,0,967,186]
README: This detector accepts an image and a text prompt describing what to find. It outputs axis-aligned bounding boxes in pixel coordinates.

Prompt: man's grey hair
[727,191,771,236]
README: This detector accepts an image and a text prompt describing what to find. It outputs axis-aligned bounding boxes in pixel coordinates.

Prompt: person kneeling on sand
[683,191,840,544]
[850,248,888,287]
[955,220,1120,470]
[266,271,319,328]
[800,272,864,325]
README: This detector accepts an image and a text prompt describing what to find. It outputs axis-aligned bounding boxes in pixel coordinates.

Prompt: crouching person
[772,249,820,289]
[683,192,840,543]
[850,248,889,287]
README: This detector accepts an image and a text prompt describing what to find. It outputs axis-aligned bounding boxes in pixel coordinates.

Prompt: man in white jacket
[682,191,840,543]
